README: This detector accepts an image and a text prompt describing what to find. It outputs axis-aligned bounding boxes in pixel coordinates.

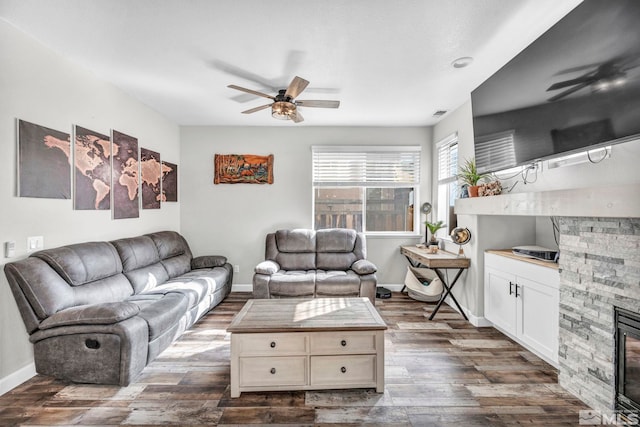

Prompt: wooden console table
[400,245,471,320]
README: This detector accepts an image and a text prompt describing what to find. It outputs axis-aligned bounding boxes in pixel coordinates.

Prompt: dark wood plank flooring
[0,292,589,426]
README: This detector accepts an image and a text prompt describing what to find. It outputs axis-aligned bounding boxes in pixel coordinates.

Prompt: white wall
[0,21,181,392]
[180,126,432,287]
[432,99,640,321]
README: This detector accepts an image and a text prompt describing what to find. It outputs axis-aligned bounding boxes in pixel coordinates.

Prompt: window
[312,146,421,234]
[436,133,458,236]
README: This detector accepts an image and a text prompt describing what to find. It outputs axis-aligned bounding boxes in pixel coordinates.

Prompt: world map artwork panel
[111,130,139,219]
[162,161,178,202]
[18,119,71,199]
[140,147,161,209]
[73,126,111,210]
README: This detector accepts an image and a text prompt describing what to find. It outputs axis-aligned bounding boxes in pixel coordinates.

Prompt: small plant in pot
[458,157,489,197]
[425,220,445,246]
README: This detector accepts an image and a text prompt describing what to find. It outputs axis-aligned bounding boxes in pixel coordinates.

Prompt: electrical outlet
[27,236,43,252]
[233,265,240,273]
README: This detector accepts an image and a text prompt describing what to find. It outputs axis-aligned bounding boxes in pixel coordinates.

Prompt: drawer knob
[270,368,276,374]
[341,340,347,347]
[341,366,347,373]
[270,341,276,348]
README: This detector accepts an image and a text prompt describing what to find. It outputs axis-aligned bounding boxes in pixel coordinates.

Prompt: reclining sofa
[253,228,377,303]
[4,231,232,386]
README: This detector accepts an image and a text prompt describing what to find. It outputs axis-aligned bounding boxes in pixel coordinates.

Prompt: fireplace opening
[615,307,640,412]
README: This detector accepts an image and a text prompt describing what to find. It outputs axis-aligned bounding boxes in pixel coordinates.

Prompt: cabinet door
[517,276,559,363]
[485,267,517,335]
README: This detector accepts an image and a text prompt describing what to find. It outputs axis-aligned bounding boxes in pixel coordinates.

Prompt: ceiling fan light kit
[228,76,340,123]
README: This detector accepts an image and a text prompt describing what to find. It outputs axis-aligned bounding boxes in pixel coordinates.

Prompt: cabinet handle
[515,284,520,298]
[341,366,347,373]
[509,281,514,296]
[341,340,347,347]
[270,341,276,348]
[270,368,276,374]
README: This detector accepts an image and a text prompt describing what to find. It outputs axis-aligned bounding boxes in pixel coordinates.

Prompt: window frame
[435,133,459,239]
[312,145,421,237]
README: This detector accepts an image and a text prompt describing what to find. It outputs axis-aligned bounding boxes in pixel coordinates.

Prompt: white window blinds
[312,146,421,187]
[474,130,516,173]
[437,134,458,183]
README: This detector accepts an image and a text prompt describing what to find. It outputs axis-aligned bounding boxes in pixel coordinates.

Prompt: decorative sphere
[450,227,471,245]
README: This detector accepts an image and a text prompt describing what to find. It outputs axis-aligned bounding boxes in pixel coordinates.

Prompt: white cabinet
[484,251,559,365]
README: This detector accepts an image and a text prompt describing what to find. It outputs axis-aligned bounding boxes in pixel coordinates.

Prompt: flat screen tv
[471,0,640,174]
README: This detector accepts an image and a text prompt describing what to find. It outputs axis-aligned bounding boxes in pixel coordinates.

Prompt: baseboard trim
[440,296,491,327]
[0,362,36,396]
[231,284,252,292]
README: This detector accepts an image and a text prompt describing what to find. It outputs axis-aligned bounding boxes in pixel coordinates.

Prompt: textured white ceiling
[0,0,582,126]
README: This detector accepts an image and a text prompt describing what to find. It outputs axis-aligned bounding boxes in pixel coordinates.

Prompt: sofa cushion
[316,229,357,252]
[276,252,316,271]
[33,242,122,287]
[269,271,315,298]
[110,236,160,272]
[39,302,140,330]
[110,236,169,293]
[316,252,357,271]
[146,231,192,259]
[315,270,361,297]
[130,293,188,341]
[275,229,316,252]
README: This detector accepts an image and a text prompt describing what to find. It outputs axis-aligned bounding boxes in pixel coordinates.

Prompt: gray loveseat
[4,231,232,386]
[253,228,377,303]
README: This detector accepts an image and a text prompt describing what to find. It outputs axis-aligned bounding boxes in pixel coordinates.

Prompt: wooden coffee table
[227,297,387,398]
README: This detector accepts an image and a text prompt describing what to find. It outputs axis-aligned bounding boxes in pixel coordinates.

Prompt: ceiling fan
[227,76,340,123]
[546,56,639,102]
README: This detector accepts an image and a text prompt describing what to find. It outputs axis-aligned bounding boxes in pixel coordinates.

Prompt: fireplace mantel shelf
[455,183,640,218]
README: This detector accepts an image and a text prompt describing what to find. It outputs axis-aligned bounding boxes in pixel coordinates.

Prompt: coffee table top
[227,298,387,333]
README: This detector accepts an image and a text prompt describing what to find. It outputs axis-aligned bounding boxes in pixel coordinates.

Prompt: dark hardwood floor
[0,292,588,426]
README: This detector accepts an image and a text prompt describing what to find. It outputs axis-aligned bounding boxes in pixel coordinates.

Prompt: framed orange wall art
[214,154,274,184]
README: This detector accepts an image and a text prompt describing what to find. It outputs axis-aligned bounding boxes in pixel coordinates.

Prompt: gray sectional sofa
[4,231,232,386]
[253,228,377,303]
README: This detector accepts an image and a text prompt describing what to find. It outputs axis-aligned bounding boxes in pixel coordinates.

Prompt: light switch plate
[27,236,43,252]
[4,241,15,258]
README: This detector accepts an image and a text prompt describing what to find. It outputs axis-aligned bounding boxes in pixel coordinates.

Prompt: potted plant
[425,220,445,246]
[458,157,489,197]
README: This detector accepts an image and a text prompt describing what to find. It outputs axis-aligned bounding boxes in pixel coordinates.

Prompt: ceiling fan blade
[547,75,594,91]
[284,76,309,99]
[296,100,340,108]
[547,81,590,102]
[291,110,304,123]
[241,103,272,114]
[228,85,275,100]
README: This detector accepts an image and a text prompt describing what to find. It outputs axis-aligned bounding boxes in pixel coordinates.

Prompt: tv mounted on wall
[471,0,640,174]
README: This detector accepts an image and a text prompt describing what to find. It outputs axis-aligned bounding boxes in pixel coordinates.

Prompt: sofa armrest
[39,302,140,330]
[255,260,280,275]
[351,259,377,275]
[191,255,228,269]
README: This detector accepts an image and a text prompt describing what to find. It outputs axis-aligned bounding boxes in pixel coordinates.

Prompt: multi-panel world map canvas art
[17,118,178,219]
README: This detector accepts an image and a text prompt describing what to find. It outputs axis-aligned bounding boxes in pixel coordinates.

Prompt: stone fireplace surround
[456,184,640,412]
[558,216,640,412]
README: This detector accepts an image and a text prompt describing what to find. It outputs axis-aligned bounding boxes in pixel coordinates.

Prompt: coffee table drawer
[239,356,307,387]
[310,331,377,354]
[310,355,376,386]
[235,333,307,355]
